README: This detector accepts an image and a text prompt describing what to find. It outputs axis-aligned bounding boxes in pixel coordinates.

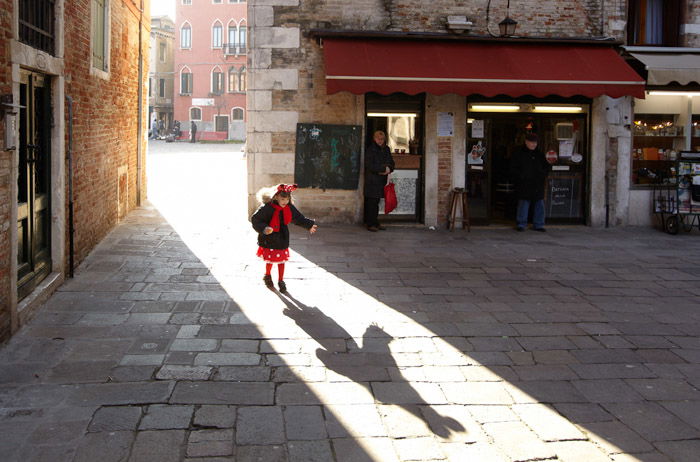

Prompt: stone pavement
[2,201,700,461]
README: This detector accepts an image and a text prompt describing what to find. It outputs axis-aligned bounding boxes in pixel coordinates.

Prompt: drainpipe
[136,1,144,206]
[66,95,75,277]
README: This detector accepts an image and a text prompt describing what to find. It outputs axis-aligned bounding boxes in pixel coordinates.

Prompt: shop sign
[192,98,215,106]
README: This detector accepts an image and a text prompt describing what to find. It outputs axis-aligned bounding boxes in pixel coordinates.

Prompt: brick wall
[0,0,11,342]
[437,137,452,225]
[63,0,147,266]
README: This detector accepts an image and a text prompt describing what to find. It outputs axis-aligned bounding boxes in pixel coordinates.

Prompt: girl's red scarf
[269,203,291,232]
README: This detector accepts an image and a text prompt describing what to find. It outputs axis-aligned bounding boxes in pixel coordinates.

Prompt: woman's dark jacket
[510,146,550,201]
[364,142,395,198]
[251,202,315,249]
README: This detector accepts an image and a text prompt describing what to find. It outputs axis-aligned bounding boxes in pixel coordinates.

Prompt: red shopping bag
[384,181,397,214]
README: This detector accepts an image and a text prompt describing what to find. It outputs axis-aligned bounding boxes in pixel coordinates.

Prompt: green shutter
[92,0,106,70]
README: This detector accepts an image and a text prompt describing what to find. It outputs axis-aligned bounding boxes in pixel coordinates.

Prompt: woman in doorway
[364,130,395,232]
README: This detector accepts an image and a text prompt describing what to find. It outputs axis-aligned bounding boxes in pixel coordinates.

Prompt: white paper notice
[559,140,574,159]
[438,112,454,137]
[471,119,484,138]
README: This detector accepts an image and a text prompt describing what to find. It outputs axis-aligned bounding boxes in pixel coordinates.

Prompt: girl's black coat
[251,202,315,249]
[364,142,395,198]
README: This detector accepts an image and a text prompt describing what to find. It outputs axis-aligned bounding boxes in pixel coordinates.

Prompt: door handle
[26,144,39,162]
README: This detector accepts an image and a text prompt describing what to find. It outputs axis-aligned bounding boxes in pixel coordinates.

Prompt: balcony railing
[223,43,247,57]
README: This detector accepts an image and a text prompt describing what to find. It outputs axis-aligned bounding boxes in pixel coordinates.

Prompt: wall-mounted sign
[192,98,215,106]
[437,112,454,136]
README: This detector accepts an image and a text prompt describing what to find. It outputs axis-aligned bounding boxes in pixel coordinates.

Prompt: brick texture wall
[0,0,12,342]
[63,0,146,265]
[437,137,452,225]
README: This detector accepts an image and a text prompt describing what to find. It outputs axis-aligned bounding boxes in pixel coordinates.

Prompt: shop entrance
[466,106,588,225]
[17,70,52,299]
[365,93,424,223]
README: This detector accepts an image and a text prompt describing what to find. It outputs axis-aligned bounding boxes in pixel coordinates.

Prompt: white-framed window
[228,66,238,92]
[238,24,247,51]
[190,107,202,120]
[212,21,223,48]
[180,67,193,95]
[232,107,244,120]
[180,23,192,49]
[213,0,222,3]
[211,67,224,94]
[182,0,192,4]
[91,0,110,72]
[239,66,246,92]
[227,21,237,46]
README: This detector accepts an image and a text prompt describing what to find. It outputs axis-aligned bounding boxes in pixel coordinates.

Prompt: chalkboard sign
[546,174,582,218]
[294,123,362,190]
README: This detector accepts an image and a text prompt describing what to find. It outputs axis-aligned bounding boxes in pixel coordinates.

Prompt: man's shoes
[533,227,547,232]
[366,226,378,232]
[516,226,525,232]
[263,274,274,288]
[278,280,287,292]
[377,225,387,230]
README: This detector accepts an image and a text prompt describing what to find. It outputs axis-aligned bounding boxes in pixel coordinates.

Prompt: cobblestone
[2,144,700,461]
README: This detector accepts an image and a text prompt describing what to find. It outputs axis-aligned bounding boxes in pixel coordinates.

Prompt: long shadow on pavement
[278,291,465,439]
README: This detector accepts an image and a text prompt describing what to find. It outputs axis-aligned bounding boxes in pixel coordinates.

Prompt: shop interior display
[653,151,700,234]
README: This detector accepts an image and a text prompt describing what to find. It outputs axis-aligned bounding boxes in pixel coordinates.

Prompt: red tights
[265,263,285,280]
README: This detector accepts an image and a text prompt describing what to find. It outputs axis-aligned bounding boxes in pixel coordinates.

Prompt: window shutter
[92,0,106,70]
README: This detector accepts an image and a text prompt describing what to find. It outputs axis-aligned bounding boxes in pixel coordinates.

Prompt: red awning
[322,38,645,99]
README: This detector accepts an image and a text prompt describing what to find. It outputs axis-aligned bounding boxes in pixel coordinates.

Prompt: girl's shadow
[277,292,465,439]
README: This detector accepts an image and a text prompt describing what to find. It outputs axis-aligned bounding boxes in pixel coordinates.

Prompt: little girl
[251,184,317,292]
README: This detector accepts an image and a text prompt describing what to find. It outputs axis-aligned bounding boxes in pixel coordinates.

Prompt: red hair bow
[277,184,298,193]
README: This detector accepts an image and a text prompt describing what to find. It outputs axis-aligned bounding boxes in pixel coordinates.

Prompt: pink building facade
[174,0,247,141]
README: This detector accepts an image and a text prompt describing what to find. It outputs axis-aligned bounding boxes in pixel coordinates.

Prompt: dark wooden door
[17,70,51,299]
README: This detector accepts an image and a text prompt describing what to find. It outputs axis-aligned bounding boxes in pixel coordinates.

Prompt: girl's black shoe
[263,274,274,288]
[278,280,287,292]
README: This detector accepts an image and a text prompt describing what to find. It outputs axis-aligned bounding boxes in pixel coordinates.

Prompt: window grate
[19,0,56,54]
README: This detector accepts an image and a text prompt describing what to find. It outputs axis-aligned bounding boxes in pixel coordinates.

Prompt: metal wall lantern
[498,16,518,36]
[498,0,518,36]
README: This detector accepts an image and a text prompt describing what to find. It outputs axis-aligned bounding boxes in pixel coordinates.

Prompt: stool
[448,188,470,231]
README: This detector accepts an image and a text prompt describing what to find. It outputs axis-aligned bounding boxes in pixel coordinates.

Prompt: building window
[228,67,238,92]
[181,71,193,95]
[238,25,247,51]
[232,107,244,120]
[159,79,165,98]
[182,0,192,4]
[190,107,202,120]
[149,78,153,97]
[628,0,681,46]
[181,23,192,49]
[212,69,224,94]
[239,66,246,92]
[213,0,222,3]
[227,22,237,53]
[91,0,109,71]
[159,42,166,62]
[19,0,56,54]
[212,22,223,48]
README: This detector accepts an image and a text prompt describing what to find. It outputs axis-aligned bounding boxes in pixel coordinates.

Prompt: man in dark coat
[510,133,550,232]
[190,120,197,143]
[364,130,395,231]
